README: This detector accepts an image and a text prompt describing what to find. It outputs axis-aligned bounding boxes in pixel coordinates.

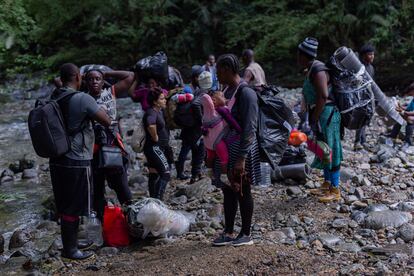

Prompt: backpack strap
[227,82,249,110]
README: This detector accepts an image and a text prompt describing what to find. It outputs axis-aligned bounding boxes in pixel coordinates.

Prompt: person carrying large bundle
[297,37,343,203]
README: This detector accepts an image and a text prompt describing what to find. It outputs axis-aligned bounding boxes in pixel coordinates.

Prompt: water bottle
[87,211,103,246]
[260,162,272,187]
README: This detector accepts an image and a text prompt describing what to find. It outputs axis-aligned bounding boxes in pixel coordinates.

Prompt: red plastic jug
[103,205,130,247]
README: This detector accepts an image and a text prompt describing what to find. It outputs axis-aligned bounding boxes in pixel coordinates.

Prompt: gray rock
[340,263,364,275]
[339,205,350,213]
[398,224,414,242]
[351,211,367,224]
[360,163,371,170]
[281,227,296,240]
[286,186,302,196]
[286,215,301,227]
[1,169,14,177]
[346,195,358,204]
[376,261,392,275]
[398,202,414,212]
[335,242,361,253]
[358,228,376,238]
[363,204,389,213]
[348,220,359,228]
[318,233,342,247]
[340,168,356,183]
[9,229,33,249]
[365,211,412,230]
[355,187,364,199]
[380,175,392,185]
[332,218,348,229]
[22,169,37,179]
[1,175,13,184]
[171,195,188,205]
[362,177,372,186]
[363,244,412,255]
[303,217,314,225]
[352,175,363,185]
[385,157,402,168]
[266,231,287,243]
[304,181,315,189]
[176,178,214,199]
[98,247,119,256]
[377,145,396,162]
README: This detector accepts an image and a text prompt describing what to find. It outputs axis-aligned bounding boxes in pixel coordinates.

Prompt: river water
[0,98,145,239]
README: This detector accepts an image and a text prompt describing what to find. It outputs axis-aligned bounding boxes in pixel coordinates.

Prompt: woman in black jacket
[212,54,261,247]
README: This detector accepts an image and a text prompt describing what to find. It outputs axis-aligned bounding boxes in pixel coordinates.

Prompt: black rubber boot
[77,239,93,250]
[156,176,170,201]
[148,173,159,198]
[61,219,94,260]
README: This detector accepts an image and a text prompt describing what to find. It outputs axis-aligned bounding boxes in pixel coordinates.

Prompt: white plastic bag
[132,198,190,238]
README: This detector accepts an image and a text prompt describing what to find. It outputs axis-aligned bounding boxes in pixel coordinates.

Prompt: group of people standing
[47,38,409,261]
[48,50,268,260]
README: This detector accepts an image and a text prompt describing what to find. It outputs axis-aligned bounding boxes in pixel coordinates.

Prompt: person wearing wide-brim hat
[297,37,343,203]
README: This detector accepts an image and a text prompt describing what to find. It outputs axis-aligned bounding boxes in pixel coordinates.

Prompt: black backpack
[236,84,294,170]
[174,101,195,128]
[28,90,78,158]
[257,93,294,169]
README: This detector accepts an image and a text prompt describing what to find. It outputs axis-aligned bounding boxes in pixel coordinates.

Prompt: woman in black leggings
[143,88,171,200]
[212,54,261,247]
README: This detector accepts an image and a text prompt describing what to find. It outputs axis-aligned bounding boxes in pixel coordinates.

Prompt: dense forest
[1,0,414,90]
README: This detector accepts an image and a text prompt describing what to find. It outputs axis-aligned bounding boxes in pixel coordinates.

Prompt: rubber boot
[175,161,190,180]
[61,219,94,260]
[308,181,331,196]
[156,177,170,201]
[78,239,93,250]
[318,186,341,203]
[148,173,159,198]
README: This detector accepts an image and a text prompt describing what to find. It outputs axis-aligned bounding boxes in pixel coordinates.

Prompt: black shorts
[49,156,92,217]
[144,145,170,174]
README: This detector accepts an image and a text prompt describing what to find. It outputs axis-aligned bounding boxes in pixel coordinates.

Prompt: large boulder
[365,211,412,230]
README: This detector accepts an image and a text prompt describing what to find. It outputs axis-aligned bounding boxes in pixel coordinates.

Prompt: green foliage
[0,0,413,86]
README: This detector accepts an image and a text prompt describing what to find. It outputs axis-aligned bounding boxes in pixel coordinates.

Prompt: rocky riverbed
[1,83,414,275]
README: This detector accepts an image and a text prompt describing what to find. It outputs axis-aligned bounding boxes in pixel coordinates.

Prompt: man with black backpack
[49,63,110,260]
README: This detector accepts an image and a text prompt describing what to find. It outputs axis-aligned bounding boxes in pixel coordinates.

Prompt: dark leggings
[390,123,414,144]
[222,183,254,236]
[144,145,171,200]
[92,162,132,220]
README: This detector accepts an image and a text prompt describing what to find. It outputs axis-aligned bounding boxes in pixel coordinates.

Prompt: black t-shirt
[143,107,169,147]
